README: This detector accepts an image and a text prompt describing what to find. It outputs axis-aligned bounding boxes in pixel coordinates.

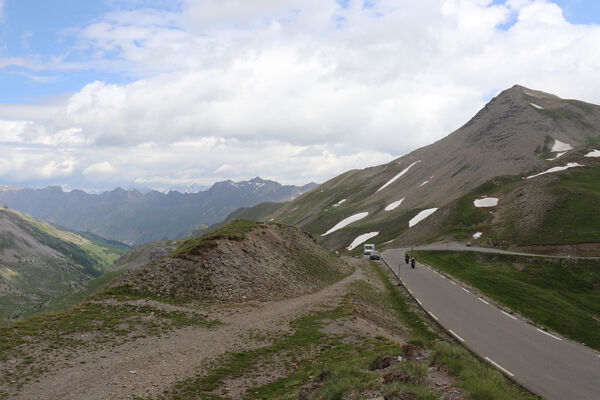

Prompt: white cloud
[2,0,600,190]
[83,161,116,175]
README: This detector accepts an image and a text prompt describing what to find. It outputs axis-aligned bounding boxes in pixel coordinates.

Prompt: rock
[369,354,398,370]
[383,369,411,384]
[401,343,423,360]
[298,380,322,400]
[129,370,137,374]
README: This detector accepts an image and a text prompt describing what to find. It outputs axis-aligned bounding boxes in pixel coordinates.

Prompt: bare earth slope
[110,221,350,301]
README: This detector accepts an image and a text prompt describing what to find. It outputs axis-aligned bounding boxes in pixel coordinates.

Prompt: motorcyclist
[405,254,410,264]
[411,257,416,269]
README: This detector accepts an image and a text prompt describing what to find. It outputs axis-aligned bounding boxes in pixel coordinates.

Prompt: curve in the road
[382,248,600,400]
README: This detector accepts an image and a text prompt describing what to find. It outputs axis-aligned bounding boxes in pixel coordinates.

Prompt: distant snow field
[322,212,369,236]
[551,140,573,152]
[526,163,583,179]
[377,160,421,192]
[473,232,482,239]
[332,199,347,207]
[347,232,379,250]
[385,198,405,211]
[530,103,544,110]
[474,197,499,207]
[585,149,600,158]
[408,208,438,227]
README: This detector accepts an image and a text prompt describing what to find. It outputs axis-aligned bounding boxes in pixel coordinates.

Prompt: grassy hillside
[413,251,600,351]
[0,209,129,323]
[8,209,130,272]
[433,161,600,250]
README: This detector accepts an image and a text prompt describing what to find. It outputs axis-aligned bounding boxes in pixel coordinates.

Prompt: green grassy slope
[413,251,600,351]
[435,163,600,248]
[0,209,130,323]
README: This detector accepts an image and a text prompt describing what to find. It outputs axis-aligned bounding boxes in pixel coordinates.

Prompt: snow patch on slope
[377,161,421,192]
[546,152,566,161]
[322,212,368,236]
[332,199,346,207]
[420,176,434,187]
[408,208,438,227]
[530,103,544,110]
[526,163,582,179]
[347,232,379,250]
[474,197,499,207]
[585,149,600,158]
[473,232,482,239]
[385,198,405,211]
[551,140,573,152]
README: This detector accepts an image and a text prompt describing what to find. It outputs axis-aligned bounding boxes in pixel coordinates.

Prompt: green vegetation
[413,251,600,350]
[171,219,262,258]
[430,342,534,400]
[6,209,129,274]
[187,224,209,238]
[534,167,600,245]
[437,166,600,246]
[534,135,554,160]
[19,270,127,319]
[440,177,516,240]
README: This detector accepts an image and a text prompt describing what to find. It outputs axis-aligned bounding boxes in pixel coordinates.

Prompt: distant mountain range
[222,85,600,254]
[0,177,316,246]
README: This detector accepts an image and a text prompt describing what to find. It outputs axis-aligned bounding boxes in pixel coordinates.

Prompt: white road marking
[449,329,465,342]
[478,298,489,305]
[416,299,423,306]
[450,280,457,285]
[537,328,562,341]
[501,311,518,320]
[408,288,413,294]
[428,311,439,321]
[485,357,515,377]
[462,288,471,294]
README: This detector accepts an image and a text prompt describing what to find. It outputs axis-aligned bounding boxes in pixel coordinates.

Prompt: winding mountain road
[382,247,600,400]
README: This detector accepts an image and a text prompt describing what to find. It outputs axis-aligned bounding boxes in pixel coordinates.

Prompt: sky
[0,0,600,192]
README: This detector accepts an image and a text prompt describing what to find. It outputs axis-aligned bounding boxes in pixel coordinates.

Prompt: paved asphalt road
[382,248,600,400]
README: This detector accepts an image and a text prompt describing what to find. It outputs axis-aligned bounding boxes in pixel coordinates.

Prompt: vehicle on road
[364,244,375,255]
[369,251,381,260]
[466,241,472,247]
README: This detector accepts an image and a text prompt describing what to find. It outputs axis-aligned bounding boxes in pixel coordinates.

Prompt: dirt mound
[107,220,351,302]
